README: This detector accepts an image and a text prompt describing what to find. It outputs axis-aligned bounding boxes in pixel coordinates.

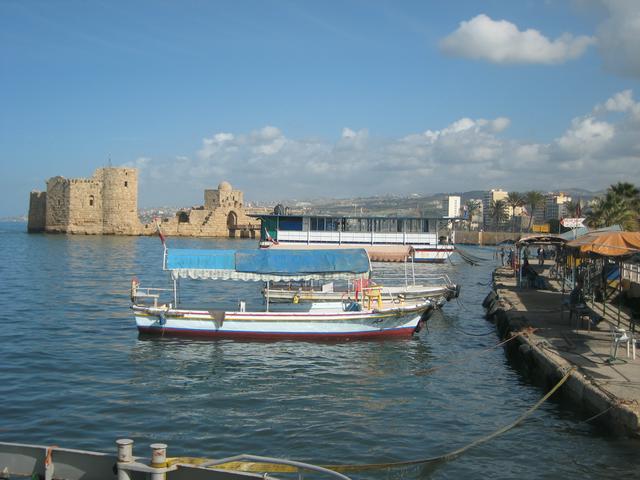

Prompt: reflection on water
[0,223,639,479]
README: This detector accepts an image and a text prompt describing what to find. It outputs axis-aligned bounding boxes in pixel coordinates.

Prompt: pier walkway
[489,261,640,436]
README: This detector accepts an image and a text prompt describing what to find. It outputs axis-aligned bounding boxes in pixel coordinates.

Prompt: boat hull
[133,303,429,340]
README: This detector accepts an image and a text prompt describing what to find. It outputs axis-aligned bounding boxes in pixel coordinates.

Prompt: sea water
[0,222,638,479]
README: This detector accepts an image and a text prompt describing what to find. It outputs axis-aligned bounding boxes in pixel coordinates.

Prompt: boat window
[279,217,303,231]
[397,219,404,233]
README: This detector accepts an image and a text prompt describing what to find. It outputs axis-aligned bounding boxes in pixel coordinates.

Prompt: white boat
[132,247,434,340]
[264,276,460,306]
[0,439,353,479]
[251,214,456,263]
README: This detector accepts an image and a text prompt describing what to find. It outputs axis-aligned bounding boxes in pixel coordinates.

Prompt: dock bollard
[150,443,168,480]
[116,439,134,480]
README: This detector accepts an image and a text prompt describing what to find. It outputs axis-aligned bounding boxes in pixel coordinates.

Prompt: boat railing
[372,273,454,287]
[200,453,353,480]
[132,285,174,307]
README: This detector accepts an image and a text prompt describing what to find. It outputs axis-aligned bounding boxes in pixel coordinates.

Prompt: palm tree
[489,199,508,230]
[464,199,481,230]
[506,191,525,232]
[586,182,640,231]
[524,191,545,232]
[586,192,637,230]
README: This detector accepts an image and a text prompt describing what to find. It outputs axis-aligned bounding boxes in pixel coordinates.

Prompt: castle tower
[27,191,47,232]
[96,167,141,234]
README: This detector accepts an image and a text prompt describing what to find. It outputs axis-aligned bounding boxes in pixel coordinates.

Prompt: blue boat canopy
[165,248,371,281]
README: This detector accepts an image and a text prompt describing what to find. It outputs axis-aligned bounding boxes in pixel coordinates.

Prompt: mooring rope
[166,367,575,475]
[414,331,524,376]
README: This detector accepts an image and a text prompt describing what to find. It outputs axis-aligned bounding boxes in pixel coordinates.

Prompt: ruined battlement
[28,170,259,238]
[29,167,142,235]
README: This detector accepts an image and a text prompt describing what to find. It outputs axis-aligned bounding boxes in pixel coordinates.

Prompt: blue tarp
[166,249,236,271]
[164,248,371,281]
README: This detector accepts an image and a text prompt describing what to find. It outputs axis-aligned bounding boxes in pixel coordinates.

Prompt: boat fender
[158,311,166,326]
[455,284,461,298]
[293,294,299,304]
[130,277,139,303]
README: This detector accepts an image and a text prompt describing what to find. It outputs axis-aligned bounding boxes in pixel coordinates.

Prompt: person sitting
[520,259,539,287]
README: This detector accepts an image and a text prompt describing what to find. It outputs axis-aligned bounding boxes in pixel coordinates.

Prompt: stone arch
[227,211,237,229]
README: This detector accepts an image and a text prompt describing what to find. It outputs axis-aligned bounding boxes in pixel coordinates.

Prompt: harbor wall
[27,191,46,232]
[454,230,520,245]
[483,279,640,437]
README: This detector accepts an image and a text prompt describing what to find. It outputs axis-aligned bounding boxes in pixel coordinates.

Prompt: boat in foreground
[132,247,433,340]
[0,438,353,480]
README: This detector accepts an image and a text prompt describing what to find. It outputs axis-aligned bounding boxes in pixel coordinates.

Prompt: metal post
[266,280,270,312]
[173,278,177,307]
[150,443,167,480]
[116,439,133,480]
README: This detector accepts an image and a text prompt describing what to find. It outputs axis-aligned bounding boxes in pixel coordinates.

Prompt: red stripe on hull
[137,326,417,340]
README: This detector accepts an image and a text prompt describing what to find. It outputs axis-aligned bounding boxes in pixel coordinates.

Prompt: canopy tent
[517,234,568,246]
[165,248,371,281]
[565,231,640,257]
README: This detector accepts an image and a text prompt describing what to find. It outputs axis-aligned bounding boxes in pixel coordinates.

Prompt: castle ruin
[28,168,260,238]
[143,181,259,238]
[28,167,141,235]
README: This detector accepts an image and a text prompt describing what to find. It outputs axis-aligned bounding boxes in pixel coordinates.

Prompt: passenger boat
[131,247,434,340]
[251,213,455,263]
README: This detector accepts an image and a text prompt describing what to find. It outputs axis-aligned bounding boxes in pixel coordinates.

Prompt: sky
[2,0,640,217]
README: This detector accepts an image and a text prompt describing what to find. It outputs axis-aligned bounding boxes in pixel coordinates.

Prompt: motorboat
[131,247,434,340]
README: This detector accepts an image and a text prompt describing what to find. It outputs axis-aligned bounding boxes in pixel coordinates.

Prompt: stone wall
[454,230,521,245]
[97,167,141,235]
[27,191,47,232]
[30,171,258,238]
[45,176,71,233]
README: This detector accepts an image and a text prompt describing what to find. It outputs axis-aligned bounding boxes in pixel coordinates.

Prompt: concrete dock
[486,262,640,437]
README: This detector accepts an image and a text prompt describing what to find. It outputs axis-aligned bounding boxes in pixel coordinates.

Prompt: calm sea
[0,221,638,479]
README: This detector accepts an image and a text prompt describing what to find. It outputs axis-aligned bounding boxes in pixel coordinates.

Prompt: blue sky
[2,0,639,216]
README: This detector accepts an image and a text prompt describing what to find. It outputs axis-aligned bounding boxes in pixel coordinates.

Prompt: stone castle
[28,168,260,238]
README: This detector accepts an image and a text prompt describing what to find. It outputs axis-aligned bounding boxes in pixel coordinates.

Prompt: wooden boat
[251,213,456,263]
[132,248,434,340]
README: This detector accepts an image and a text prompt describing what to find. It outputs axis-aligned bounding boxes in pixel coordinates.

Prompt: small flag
[264,228,278,245]
[154,218,166,247]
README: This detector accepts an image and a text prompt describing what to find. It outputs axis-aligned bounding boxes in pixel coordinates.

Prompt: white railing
[277,230,438,245]
[622,262,640,284]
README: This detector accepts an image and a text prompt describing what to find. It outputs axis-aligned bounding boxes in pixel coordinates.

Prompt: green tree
[506,191,525,232]
[586,191,638,231]
[464,199,481,230]
[524,190,545,232]
[489,199,508,230]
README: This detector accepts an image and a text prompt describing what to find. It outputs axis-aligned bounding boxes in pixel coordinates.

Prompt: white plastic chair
[610,325,636,360]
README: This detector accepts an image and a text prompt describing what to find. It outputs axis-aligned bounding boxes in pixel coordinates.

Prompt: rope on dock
[166,366,574,476]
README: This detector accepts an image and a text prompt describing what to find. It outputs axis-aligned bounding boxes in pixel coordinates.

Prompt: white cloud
[439,14,595,64]
[595,0,640,77]
[134,90,640,207]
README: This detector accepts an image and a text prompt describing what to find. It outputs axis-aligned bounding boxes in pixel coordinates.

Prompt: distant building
[544,192,572,221]
[446,196,461,218]
[482,189,508,228]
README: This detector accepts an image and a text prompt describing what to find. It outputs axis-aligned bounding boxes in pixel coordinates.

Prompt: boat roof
[165,248,371,281]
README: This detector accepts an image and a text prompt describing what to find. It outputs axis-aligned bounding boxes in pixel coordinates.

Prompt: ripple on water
[1,224,639,479]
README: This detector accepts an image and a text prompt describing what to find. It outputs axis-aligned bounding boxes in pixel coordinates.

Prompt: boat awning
[165,248,371,281]
[565,231,640,257]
